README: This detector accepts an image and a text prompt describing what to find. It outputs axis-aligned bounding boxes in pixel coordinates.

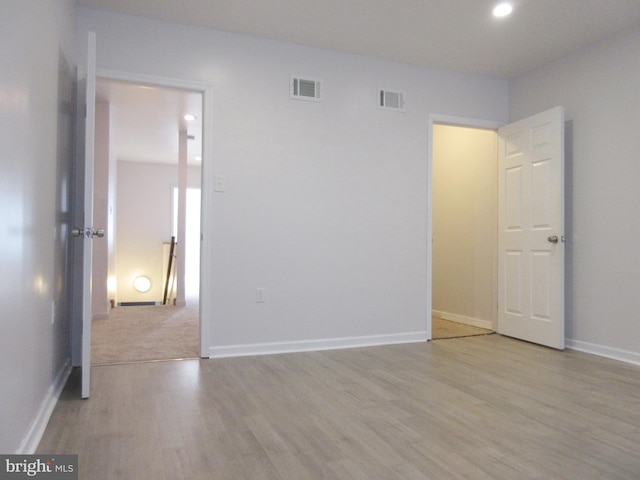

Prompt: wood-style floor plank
[38,335,640,479]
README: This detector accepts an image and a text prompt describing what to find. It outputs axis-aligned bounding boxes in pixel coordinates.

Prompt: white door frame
[426,113,503,340]
[98,68,214,358]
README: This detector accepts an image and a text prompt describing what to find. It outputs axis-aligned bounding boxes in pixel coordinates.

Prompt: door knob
[71,227,105,238]
[547,235,559,244]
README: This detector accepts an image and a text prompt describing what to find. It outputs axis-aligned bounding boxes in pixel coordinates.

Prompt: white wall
[0,0,76,453]
[510,25,640,363]
[116,161,201,303]
[432,125,497,328]
[77,8,509,355]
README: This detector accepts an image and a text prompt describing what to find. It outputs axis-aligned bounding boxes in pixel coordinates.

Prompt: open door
[71,32,99,398]
[497,106,565,349]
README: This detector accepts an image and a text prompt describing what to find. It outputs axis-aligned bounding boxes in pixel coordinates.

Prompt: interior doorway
[430,121,499,340]
[429,108,566,347]
[90,77,203,364]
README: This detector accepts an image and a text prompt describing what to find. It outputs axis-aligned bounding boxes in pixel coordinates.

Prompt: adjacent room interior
[90,78,203,364]
[432,124,497,340]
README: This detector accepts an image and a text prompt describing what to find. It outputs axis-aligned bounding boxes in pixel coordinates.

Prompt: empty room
[2,1,640,479]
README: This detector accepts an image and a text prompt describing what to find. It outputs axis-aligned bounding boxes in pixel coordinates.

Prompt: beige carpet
[432,317,494,340]
[91,304,199,365]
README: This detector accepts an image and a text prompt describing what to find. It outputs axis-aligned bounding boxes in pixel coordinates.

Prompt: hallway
[91,303,199,365]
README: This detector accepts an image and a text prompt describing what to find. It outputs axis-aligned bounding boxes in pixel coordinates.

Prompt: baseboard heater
[118,301,160,306]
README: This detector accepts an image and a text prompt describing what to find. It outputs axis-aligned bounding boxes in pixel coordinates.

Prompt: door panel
[505,251,522,315]
[505,165,523,229]
[498,107,564,349]
[71,32,97,398]
[81,32,96,399]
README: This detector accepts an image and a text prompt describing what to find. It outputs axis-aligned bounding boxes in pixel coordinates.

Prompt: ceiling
[86,0,640,166]
[80,0,640,78]
[96,79,203,166]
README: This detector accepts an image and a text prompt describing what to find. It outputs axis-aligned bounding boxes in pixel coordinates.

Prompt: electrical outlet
[256,287,265,303]
[214,175,226,193]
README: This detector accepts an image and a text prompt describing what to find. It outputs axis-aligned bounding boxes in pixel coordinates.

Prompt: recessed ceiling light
[493,2,513,17]
[184,114,196,121]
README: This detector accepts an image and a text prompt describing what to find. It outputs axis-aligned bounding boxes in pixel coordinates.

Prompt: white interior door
[71,32,97,398]
[81,32,97,398]
[497,106,565,349]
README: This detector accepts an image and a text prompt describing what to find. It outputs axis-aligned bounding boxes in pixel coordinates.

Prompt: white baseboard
[208,331,428,359]
[566,339,640,367]
[432,310,494,330]
[17,359,72,454]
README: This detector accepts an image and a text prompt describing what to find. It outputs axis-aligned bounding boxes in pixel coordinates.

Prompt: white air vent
[291,76,322,101]
[379,89,405,111]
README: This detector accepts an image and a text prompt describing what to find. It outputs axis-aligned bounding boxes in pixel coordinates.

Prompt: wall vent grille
[379,89,405,111]
[291,77,322,101]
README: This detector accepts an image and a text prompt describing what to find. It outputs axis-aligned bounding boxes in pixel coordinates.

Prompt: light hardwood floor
[38,335,640,479]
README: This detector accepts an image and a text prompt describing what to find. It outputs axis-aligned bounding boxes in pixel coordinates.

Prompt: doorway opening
[430,120,500,340]
[90,77,203,365]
